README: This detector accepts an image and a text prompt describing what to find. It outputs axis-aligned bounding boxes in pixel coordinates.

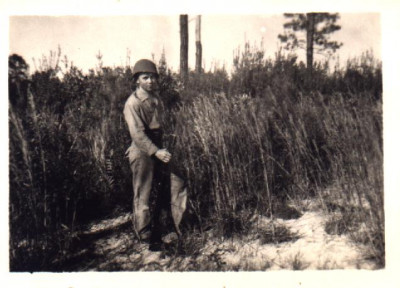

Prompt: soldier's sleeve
[123,100,159,156]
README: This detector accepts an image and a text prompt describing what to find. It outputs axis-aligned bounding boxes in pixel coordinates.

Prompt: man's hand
[155,148,172,163]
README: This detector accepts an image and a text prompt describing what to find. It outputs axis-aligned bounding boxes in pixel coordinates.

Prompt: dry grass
[258,223,300,245]
[168,89,383,266]
[280,252,310,270]
[9,50,383,270]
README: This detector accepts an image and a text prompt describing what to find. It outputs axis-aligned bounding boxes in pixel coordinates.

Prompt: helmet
[132,59,158,78]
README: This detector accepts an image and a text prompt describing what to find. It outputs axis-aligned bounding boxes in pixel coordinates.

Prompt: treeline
[9,44,383,271]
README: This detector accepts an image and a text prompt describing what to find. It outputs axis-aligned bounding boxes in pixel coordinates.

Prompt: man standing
[123,59,187,250]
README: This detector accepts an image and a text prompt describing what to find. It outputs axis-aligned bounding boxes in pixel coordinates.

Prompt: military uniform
[123,61,186,244]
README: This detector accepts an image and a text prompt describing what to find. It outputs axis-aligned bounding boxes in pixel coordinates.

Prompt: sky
[9,13,381,74]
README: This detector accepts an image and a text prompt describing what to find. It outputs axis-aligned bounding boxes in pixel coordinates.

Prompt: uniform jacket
[123,89,162,157]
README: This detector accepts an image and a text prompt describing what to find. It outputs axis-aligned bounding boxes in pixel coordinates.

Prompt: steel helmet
[132,59,158,78]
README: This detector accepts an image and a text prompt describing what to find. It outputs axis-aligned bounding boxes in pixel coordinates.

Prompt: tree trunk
[306,13,315,73]
[180,15,189,83]
[195,15,202,74]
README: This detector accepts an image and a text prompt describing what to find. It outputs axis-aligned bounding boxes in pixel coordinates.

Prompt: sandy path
[214,211,375,270]
[67,209,376,271]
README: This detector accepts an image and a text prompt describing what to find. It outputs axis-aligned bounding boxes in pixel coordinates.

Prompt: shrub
[9,44,383,270]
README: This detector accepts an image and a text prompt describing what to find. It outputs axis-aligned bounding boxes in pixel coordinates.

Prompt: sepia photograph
[2,0,400,287]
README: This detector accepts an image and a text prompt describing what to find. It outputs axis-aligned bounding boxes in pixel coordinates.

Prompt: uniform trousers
[128,148,187,242]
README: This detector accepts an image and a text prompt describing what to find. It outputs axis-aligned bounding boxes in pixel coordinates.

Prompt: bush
[9,44,383,270]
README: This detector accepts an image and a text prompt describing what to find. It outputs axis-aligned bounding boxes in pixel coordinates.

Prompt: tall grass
[167,46,383,265]
[9,53,133,271]
[170,88,382,242]
[8,44,383,270]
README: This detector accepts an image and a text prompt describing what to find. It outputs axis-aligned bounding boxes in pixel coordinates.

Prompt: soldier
[123,59,187,250]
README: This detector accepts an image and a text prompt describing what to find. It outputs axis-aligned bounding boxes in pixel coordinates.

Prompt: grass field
[8,47,383,271]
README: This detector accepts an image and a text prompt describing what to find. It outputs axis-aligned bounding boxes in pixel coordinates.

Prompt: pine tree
[278,13,343,73]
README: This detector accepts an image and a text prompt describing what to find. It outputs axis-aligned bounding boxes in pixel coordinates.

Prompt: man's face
[136,73,158,93]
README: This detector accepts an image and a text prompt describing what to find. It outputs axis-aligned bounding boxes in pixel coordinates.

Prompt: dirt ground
[63,200,377,272]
